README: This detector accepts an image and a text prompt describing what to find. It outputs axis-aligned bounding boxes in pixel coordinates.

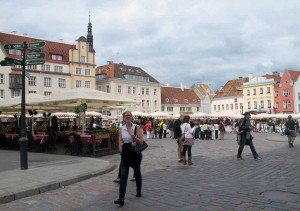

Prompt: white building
[95,61,161,116]
[211,77,248,115]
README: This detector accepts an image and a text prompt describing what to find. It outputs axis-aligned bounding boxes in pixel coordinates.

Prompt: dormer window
[52,54,62,61]
[166,98,169,102]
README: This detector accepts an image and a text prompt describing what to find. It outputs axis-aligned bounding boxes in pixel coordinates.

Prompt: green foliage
[74,103,87,114]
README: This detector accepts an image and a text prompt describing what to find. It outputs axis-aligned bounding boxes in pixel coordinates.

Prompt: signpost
[0,41,46,170]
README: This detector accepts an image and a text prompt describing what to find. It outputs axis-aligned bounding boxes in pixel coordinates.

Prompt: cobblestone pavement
[0,133,299,210]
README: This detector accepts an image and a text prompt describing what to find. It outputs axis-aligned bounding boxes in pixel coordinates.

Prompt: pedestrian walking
[174,115,183,162]
[237,112,262,161]
[114,111,144,206]
[219,120,225,140]
[144,121,151,139]
[180,115,197,165]
[285,115,297,148]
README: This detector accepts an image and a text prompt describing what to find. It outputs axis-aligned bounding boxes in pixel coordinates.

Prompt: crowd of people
[113,111,297,207]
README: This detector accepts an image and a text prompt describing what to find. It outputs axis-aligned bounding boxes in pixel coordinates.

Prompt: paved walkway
[0,133,299,210]
[0,150,115,204]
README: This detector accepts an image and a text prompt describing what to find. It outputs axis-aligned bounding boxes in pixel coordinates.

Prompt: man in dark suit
[237,112,262,161]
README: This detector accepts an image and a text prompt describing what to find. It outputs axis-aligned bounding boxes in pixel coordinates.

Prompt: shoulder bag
[132,125,148,153]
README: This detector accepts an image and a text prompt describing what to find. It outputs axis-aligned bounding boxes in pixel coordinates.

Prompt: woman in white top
[114,111,144,206]
[180,115,198,165]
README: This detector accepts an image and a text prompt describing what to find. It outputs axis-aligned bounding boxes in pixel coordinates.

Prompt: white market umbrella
[52,112,78,119]
[251,113,273,119]
[85,111,102,117]
[190,112,209,119]
[149,111,171,119]
[131,111,149,117]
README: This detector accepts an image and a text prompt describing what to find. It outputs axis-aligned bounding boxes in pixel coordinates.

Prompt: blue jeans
[119,156,142,200]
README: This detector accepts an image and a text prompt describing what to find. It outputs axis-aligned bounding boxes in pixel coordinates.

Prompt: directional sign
[25,71,31,78]
[29,48,42,53]
[28,41,46,49]
[4,43,24,50]
[26,52,45,60]
[5,57,23,65]
[26,59,45,65]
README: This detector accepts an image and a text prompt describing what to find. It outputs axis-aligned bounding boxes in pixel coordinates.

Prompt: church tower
[87,13,95,52]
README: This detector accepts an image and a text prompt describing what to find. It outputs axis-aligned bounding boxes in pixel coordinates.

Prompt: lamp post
[20,41,28,169]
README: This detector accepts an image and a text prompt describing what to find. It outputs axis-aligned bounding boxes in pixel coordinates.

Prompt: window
[128,86,131,94]
[76,68,81,75]
[84,81,90,88]
[197,107,200,112]
[141,88,145,95]
[44,91,52,96]
[235,103,238,109]
[58,78,66,88]
[27,65,37,70]
[283,89,290,96]
[76,80,81,88]
[146,100,150,107]
[267,100,271,108]
[133,87,136,94]
[218,105,220,110]
[146,88,149,95]
[154,100,157,107]
[214,105,216,111]
[85,69,90,76]
[260,88,263,94]
[118,85,122,93]
[240,103,243,109]
[161,106,165,111]
[275,102,279,108]
[180,107,186,112]
[267,87,270,93]
[0,90,4,98]
[142,100,145,107]
[254,101,257,109]
[154,89,157,95]
[0,74,4,84]
[260,100,264,109]
[42,64,50,71]
[11,90,20,98]
[167,106,173,111]
[28,91,36,94]
[298,93,300,100]
[106,85,110,93]
[275,91,278,97]
[247,89,250,96]
[283,101,291,109]
[248,102,251,109]
[54,66,63,72]
[28,76,36,86]
[298,104,300,113]
[80,56,86,63]
[44,77,52,87]
[226,104,229,110]
[51,54,62,60]
[186,107,192,112]
[230,104,233,110]
[253,88,256,95]
[222,105,224,110]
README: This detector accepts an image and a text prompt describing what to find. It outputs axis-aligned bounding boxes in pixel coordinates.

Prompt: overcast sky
[1,0,300,90]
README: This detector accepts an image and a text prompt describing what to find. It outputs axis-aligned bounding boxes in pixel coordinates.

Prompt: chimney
[180,83,184,91]
[23,33,28,36]
[107,60,113,64]
[272,71,280,76]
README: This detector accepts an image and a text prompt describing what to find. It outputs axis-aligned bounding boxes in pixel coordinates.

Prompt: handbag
[132,125,148,153]
[180,124,187,142]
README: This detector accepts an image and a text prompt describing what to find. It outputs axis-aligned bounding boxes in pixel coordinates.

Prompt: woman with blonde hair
[114,111,144,206]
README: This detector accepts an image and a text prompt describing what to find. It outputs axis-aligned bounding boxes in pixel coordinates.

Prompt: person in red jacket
[144,121,152,139]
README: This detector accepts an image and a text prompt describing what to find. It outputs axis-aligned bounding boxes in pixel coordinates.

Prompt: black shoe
[237,157,244,161]
[255,156,262,161]
[113,179,120,184]
[291,143,294,148]
[136,192,142,197]
[114,199,124,206]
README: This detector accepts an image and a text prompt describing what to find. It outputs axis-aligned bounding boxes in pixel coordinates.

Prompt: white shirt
[181,123,196,139]
[120,123,138,143]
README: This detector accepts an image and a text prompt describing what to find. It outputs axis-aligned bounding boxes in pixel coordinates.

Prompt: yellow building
[242,74,276,113]
[69,16,96,89]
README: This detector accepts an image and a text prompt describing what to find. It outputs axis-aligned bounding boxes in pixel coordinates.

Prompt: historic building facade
[211,77,247,115]
[191,83,214,114]
[161,86,200,116]
[95,61,161,116]
[0,17,95,100]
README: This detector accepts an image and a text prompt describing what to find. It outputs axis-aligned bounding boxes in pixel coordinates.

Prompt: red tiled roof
[161,86,200,105]
[96,62,159,83]
[0,32,75,63]
[214,77,248,99]
[287,70,300,82]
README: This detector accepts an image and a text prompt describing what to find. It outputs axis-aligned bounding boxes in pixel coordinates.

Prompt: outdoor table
[33,134,48,144]
[5,133,19,140]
